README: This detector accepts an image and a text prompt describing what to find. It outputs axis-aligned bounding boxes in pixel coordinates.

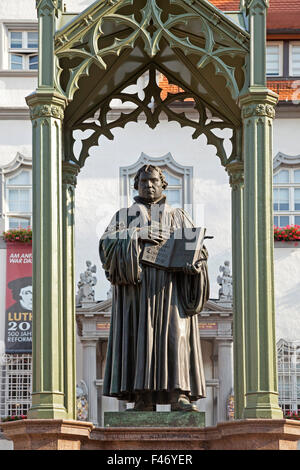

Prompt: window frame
[0,354,32,419]
[120,152,193,216]
[8,29,38,72]
[289,41,300,77]
[277,340,300,415]
[273,166,300,227]
[266,41,284,78]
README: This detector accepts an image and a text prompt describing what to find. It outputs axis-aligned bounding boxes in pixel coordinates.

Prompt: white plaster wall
[274,247,300,342]
[0,0,37,20]
[274,118,300,157]
[0,77,37,108]
[0,120,32,165]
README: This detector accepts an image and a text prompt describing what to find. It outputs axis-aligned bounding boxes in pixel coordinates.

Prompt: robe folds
[99,197,210,403]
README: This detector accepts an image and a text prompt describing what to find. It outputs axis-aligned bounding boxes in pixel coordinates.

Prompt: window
[290,42,300,77]
[0,355,32,419]
[6,170,32,230]
[266,42,283,77]
[9,31,38,71]
[277,340,300,415]
[120,152,193,214]
[273,168,300,227]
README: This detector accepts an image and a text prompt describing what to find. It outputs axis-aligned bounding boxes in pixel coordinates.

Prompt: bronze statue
[99,164,209,411]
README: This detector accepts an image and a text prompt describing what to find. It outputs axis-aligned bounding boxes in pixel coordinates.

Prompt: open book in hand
[141,227,207,271]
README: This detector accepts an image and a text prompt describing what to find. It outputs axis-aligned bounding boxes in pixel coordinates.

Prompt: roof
[209,0,300,32]
[210,0,240,11]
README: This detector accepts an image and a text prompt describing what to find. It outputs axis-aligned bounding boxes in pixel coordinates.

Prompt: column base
[243,392,284,419]
[1,419,93,450]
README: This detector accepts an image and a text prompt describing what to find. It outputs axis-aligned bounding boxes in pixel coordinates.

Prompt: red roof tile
[209,0,240,10]
[208,0,300,31]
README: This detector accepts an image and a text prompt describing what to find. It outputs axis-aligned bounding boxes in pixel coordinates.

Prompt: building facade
[0,0,300,432]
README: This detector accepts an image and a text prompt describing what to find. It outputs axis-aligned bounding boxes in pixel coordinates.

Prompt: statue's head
[134,165,168,202]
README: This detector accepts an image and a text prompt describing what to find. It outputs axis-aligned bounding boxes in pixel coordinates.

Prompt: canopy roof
[54,0,249,132]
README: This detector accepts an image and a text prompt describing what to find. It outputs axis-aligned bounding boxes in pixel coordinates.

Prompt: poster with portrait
[5,242,32,353]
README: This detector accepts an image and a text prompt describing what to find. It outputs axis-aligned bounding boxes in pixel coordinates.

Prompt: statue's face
[138,169,164,202]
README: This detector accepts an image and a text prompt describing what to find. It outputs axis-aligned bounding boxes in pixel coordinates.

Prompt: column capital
[239,88,278,120]
[62,162,80,187]
[26,91,67,120]
[226,160,244,190]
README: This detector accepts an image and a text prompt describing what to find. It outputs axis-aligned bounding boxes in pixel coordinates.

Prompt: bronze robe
[99,197,209,403]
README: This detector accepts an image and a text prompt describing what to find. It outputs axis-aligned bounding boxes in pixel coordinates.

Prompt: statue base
[2,419,300,450]
[104,411,205,428]
[1,419,93,450]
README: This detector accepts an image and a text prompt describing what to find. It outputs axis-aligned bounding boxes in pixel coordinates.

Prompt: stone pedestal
[1,420,93,450]
[2,419,300,450]
[104,411,205,428]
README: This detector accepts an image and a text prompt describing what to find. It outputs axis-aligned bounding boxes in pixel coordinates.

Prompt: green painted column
[62,162,80,419]
[226,160,245,420]
[26,91,68,419]
[240,89,283,419]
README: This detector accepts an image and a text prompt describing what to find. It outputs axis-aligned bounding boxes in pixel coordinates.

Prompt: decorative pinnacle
[36,0,63,12]
[244,0,269,12]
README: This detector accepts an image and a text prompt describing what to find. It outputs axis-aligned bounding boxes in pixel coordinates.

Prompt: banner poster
[5,242,32,353]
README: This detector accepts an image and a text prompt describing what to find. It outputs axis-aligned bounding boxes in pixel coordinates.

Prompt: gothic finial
[36,0,63,12]
[245,0,269,12]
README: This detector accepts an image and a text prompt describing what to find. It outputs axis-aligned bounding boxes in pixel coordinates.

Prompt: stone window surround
[273,152,300,238]
[0,153,32,233]
[119,152,194,217]
[1,21,38,73]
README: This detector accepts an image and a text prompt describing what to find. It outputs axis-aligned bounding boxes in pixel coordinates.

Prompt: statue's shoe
[126,397,155,412]
[171,395,199,412]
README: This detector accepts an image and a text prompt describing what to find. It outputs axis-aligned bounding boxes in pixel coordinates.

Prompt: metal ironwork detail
[55,0,248,101]
[71,66,236,168]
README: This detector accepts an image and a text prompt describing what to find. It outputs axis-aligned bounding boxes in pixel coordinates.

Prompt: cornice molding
[273,152,300,170]
[0,152,32,176]
[0,107,30,120]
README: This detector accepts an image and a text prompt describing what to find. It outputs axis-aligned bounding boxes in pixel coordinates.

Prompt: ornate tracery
[50,0,250,169]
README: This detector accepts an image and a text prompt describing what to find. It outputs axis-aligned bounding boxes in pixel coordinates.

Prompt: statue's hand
[183,260,203,275]
[138,224,172,244]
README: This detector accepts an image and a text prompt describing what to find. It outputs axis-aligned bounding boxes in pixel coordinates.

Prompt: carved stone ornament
[217,261,233,302]
[226,161,244,190]
[62,162,80,187]
[30,104,64,120]
[229,171,244,190]
[245,0,269,11]
[242,103,275,119]
[36,0,61,11]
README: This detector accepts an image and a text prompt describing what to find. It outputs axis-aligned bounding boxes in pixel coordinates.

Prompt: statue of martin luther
[99,164,210,411]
